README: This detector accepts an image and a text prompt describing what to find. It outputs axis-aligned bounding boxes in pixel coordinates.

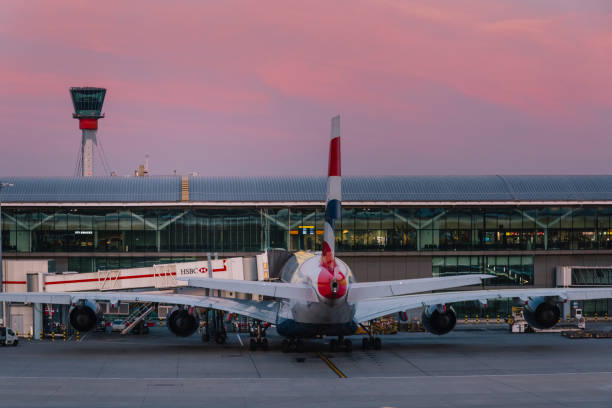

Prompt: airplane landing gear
[330,336,352,352]
[202,310,227,344]
[281,338,304,353]
[248,320,269,351]
[360,323,382,350]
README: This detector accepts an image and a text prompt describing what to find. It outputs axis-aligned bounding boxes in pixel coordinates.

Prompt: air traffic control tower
[70,87,106,177]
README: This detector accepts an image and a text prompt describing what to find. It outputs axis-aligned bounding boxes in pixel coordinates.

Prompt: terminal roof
[2,175,612,204]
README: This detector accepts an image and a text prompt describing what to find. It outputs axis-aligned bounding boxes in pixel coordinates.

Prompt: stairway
[121,303,154,335]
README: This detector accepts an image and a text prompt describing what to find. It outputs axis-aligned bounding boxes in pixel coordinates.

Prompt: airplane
[2,115,612,352]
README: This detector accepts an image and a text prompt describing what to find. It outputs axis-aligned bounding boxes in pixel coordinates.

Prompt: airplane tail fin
[322,115,341,268]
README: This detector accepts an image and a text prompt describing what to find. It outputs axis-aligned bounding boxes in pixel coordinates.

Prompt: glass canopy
[70,87,106,118]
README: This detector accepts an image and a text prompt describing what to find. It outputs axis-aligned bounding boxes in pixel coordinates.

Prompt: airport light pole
[0,182,14,326]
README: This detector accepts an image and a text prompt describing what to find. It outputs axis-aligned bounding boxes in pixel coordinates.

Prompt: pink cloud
[1,0,612,176]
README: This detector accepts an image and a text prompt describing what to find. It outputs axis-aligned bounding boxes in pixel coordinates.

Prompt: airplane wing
[0,292,279,324]
[176,277,318,302]
[178,275,492,303]
[347,274,492,302]
[354,287,612,323]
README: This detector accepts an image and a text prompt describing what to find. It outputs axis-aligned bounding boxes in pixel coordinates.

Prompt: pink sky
[1,0,612,176]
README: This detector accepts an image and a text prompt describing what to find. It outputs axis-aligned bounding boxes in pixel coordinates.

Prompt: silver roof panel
[2,175,612,203]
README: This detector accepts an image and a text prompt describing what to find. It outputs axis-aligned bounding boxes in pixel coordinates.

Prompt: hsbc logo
[179,267,207,275]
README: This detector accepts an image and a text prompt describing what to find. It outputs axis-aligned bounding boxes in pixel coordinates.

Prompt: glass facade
[571,268,612,286]
[433,256,534,286]
[70,87,106,118]
[3,206,612,254]
[3,205,612,314]
[449,299,513,319]
[583,299,612,315]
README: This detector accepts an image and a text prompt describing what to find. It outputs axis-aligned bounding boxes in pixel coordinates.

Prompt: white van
[0,327,19,346]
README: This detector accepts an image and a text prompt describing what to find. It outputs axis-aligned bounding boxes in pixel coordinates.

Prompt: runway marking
[317,352,347,379]
[3,371,612,381]
[236,334,243,347]
[242,334,262,378]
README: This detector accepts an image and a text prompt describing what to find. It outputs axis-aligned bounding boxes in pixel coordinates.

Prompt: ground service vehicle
[111,320,126,332]
[0,327,19,346]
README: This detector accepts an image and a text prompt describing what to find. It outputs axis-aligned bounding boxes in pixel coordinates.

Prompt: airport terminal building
[2,175,612,315]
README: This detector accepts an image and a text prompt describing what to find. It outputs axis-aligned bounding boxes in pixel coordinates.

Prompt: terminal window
[571,268,612,286]
[433,255,533,286]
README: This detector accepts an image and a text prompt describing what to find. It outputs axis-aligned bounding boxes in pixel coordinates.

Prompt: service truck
[0,327,19,346]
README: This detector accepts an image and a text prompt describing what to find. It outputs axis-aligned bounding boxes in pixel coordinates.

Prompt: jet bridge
[43,257,248,292]
[1,254,269,338]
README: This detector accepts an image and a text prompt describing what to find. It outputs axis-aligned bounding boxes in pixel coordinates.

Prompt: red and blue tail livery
[319,115,347,300]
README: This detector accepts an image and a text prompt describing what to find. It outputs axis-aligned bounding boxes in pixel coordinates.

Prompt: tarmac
[2,323,612,407]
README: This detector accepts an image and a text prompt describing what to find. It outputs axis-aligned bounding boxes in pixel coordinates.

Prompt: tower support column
[81,129,97,177]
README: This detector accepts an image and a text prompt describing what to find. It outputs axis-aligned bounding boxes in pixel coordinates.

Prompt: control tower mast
[70,87,106,177]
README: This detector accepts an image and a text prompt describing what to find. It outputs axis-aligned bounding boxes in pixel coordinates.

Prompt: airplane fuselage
[275,253,358,338]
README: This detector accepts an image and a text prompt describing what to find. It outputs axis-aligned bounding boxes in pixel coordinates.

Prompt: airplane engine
[69,300,102,332]
[522,297,560,330]
[422,305,456,335]
[166,306,199,337]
